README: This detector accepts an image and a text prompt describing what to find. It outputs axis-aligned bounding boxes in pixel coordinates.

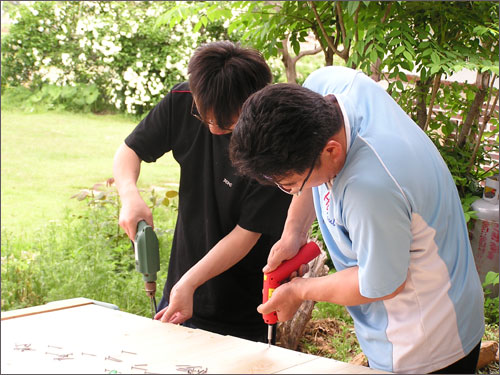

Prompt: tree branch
[309,1,339,55]
[424,74,442,132]
[466,76,499,171]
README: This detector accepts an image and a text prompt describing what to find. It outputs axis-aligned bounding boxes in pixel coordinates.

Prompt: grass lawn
[1,109,180,233]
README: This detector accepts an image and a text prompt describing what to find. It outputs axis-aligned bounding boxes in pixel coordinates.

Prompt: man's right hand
[118,193,153,240]
[113,143,153,240]
[263,235,305,274]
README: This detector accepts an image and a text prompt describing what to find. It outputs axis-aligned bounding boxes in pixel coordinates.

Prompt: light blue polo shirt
[304,66,484,373]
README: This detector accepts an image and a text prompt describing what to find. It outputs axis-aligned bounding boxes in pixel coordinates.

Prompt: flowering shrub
[1,1,229,115]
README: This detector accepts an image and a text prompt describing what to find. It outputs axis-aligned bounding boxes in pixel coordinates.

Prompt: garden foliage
[1,1,229,116]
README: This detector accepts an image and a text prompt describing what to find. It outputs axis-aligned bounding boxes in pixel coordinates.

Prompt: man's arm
[155,225,261,324]
[113,142,153,240]
[258,266,406,322]
[264,188,317,273]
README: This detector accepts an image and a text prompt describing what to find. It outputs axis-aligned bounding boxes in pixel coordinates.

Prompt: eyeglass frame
[265,155,318,197]
[191,100,215,126]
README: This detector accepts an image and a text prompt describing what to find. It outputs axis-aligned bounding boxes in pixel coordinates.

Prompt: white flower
[38,26,44,32]
[29,7,39,16]
[39,66,64,84]
[61,53,72,66]
[136,61,143,68]
[42,57,52,65]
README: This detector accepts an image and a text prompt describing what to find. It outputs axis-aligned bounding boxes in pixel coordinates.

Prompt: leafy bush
[483,271,499,325]
[1,1,230,116]
[1,184,178,318]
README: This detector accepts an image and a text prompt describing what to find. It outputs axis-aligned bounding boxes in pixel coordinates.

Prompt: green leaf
[389,38,401,47]
[430,64,441,75]
[430,52,440,65]
[484,271,499,286]
[193,21,202,33]
[347,1,359,16]
[395,45,405,55]
[403,50,413,62]
[165,190,178,198]
[422,49,432,57]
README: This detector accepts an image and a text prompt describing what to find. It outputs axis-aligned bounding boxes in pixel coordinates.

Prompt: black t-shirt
[125,82,292,338]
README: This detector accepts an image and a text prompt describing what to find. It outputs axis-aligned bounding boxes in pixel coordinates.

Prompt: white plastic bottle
[469,175,499,297]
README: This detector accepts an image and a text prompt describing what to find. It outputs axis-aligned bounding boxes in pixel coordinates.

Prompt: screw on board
[15,344,34,352]
[176,365,208,374]
[121,349,137,355]
[105,355,123,362]
[82,352,97,356]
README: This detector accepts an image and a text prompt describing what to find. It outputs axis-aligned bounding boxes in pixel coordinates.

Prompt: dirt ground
[296,318,361,361]
[297,318,499,374]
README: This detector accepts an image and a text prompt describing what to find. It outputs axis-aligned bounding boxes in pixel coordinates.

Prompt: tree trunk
[280,38,298,84]
[276,241,329,350]
[457,71,490,148]
[423,74,441,132]
[415,77,432,129]
[279,37,322,83]
[370,58,382,82]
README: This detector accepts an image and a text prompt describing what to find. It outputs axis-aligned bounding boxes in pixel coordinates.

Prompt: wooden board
[1,298,389,374]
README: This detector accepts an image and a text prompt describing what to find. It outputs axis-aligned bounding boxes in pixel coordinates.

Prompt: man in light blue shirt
[229,66,484,374]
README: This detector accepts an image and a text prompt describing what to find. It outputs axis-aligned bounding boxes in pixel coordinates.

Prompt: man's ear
[323,138,343,162]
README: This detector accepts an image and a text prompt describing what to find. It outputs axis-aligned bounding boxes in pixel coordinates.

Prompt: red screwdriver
[262,242,321,347]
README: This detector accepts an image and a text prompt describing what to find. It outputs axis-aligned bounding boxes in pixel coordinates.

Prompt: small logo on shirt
[323,191,335,226]
[223,178,232,187]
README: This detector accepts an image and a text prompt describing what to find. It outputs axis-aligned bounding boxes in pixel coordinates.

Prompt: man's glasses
[191,100,214,126]
[266,156,317,197]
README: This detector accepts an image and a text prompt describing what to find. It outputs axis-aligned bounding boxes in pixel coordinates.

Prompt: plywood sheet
[275,356,389,374]
[1,299,390,374]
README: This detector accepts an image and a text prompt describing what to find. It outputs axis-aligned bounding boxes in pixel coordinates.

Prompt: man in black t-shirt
[113,41,292,342]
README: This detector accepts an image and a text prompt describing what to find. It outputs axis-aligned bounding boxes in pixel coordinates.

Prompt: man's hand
[263,236,305,274]
[154,280,195,324]
[118,194,153,240]
[257,277,304,322]
[113,143,153,240]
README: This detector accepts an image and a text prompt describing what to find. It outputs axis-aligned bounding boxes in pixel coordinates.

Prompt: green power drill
[133,220,160,319]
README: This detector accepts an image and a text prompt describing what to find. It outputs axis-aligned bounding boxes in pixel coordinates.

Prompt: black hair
[188,41,272,130]
[229,83,343,184]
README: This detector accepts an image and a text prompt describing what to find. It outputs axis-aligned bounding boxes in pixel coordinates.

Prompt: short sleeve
[344,178,412,298]
[237,182,292,236]
[125,83,189,162]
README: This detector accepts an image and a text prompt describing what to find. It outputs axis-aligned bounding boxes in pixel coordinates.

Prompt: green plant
[482,271,499,325]
[1,186,178,317]
[71,180,179,245]
[1,1,229,116]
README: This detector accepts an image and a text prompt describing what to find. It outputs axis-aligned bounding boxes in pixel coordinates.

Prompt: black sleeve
[238,181,292,236]
[125,83,188,162]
